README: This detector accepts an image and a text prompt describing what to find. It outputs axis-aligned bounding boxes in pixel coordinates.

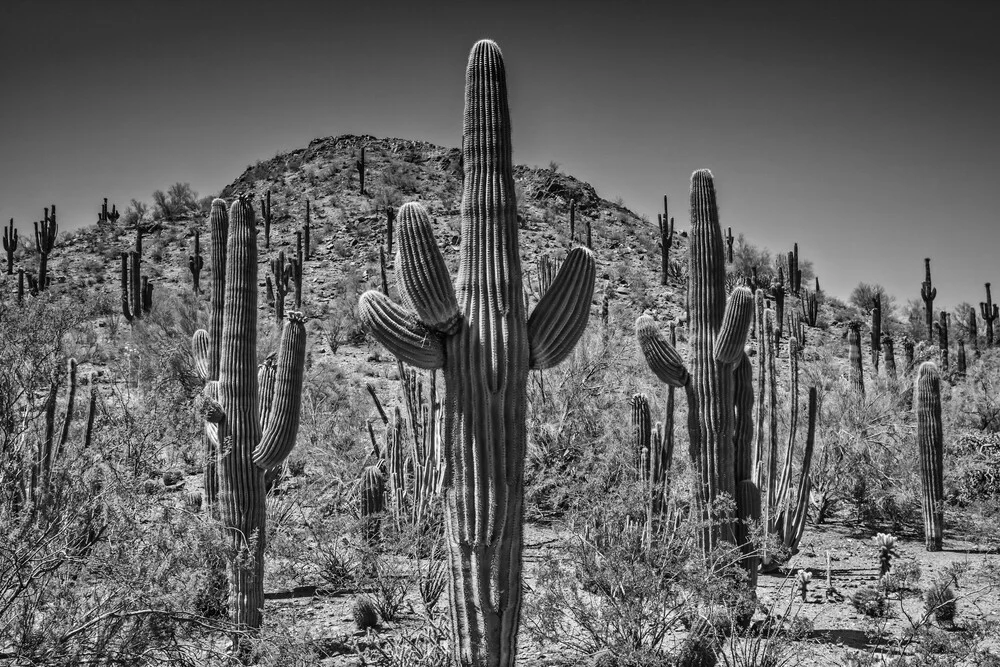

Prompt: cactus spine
[921,258,936,341]
[189,230,204,294]
[848,322,864,395]
[357,41,595,666]
[193,197,307,639]
[915,362,944,551]
[636,170,755,553]
[981,283,997,347]
[3,218,16,275]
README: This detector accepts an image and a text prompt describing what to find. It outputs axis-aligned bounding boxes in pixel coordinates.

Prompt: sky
[1,0,997,311]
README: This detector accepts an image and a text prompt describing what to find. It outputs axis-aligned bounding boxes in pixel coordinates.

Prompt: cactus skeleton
[915,362,944,551]
[357,41,595,666]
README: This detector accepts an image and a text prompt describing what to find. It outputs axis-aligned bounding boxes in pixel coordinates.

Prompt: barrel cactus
[358,40,595,666]
[915,362,944,551]
[635,169,755,553]
[193,196,307,641]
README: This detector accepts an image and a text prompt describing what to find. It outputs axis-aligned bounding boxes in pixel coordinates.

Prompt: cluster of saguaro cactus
[870,294,882,372]
[121,228,152,321]
[934,311,950,373]
[982,283,997,348]
[801,288,819,327]
[34,206,57,292]
[261,190,272,249]
[787,243,802,295]
[97,198,119,225]
[4,218,16,275]
[921,258,936,341]
[847,322,864,395]
[358,41,596,666]
[636,170,755,563]
[630,392,673,543]
[192,196,307,639]
[657,195,675,285]
[915,362,944,551]
[356,146,366,195]
[189,230,204,294]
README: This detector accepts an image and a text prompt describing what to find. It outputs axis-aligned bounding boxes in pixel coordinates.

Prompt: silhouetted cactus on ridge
[3,218,17,275]
[921,258,936,341]
[981,282,997,347]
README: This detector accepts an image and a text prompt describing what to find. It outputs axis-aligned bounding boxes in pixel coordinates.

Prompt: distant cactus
[657,195,674,285]
[956,339,967,376]
[192,196,308,638]
[97,197,119,225]
[967,308,979,358]
[261,190,271,249]
[385,205,395,255]
[30,358,80,506]
[4,218,17,275]
[770,268,786,339]
[188,230,204,294]
[870,294,882,372]
[981,283,997,347]
[360,464,386,546]
[934,311,949,373]
[33,206,57,292]
[121,228,152,321]
[725,226,734,263]
[801,288,819,327]
[921,258,936,341]
[270,251,291,324]
[882,333,897,381]
[303,199,311,261]
[357,41,595,666]
[903,337,915,371]
[636,169,756,557]
[848,322,864,395]
[915,363,944,551]
[17,268,24,303]
[569,198,576,244]
[292,231,304,308]
[356,146,366,195]
[788,243,802,294]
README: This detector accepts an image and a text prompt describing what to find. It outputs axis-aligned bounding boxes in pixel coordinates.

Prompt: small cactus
[924,580,957,626]
[353,597,380,630]
[875,533,898,576]
[796,569,813,601]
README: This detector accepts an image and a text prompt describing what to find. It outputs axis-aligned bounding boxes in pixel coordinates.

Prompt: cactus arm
[192,330,210,381]
[358,290,446,369]
[527,246,596,369]
[257,357,277,428]
[253,313,307,470]
[396,202,460,333]
[635,315,690,387]
[714,286,754,365]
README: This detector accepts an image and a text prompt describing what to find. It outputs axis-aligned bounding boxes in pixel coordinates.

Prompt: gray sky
[1,0,996,310]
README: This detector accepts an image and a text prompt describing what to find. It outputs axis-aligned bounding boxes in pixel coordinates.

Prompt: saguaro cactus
[261,190,271,249]
[956,339,967,376]
[636,170,755,552]
[358,41,595,666]
[921,258,936,341]
[870,294,882,372]
[569,198,576,244]
[385,205,396,255]
[725,226,734,263]
[97,198,119,225]
[981,283,997,348]
[847,322,864,395]
[882,333,897,381]
[967,308,980,358]
[303,199,311,260]
[934,311,949,373]
[915,362,944,551]
[269,251,291,324]
[356,146,366,195]
[3,218,16,275]
[657,195,674,285]
[189,230,204,294]
[193,197,307,640]
[121,229,152,321]
[34,206,57,291]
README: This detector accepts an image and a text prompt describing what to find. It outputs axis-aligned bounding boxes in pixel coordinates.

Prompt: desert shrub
[923,580,957,626]
[851,586,890,618]
[353,598,379,630]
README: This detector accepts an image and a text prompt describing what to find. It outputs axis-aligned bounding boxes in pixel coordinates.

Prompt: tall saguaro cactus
[34,206,57,291]
[189,230,204,294]
[847,322,865,395]
[359,41,595,667]
[915,362,944,551]
[657,195,674,285]
[870,294,882,372]
[193,197,307,641]
[981,283,997,348]
[636,170,755,552]
[3,218,16,275]
[921,258,936,341]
